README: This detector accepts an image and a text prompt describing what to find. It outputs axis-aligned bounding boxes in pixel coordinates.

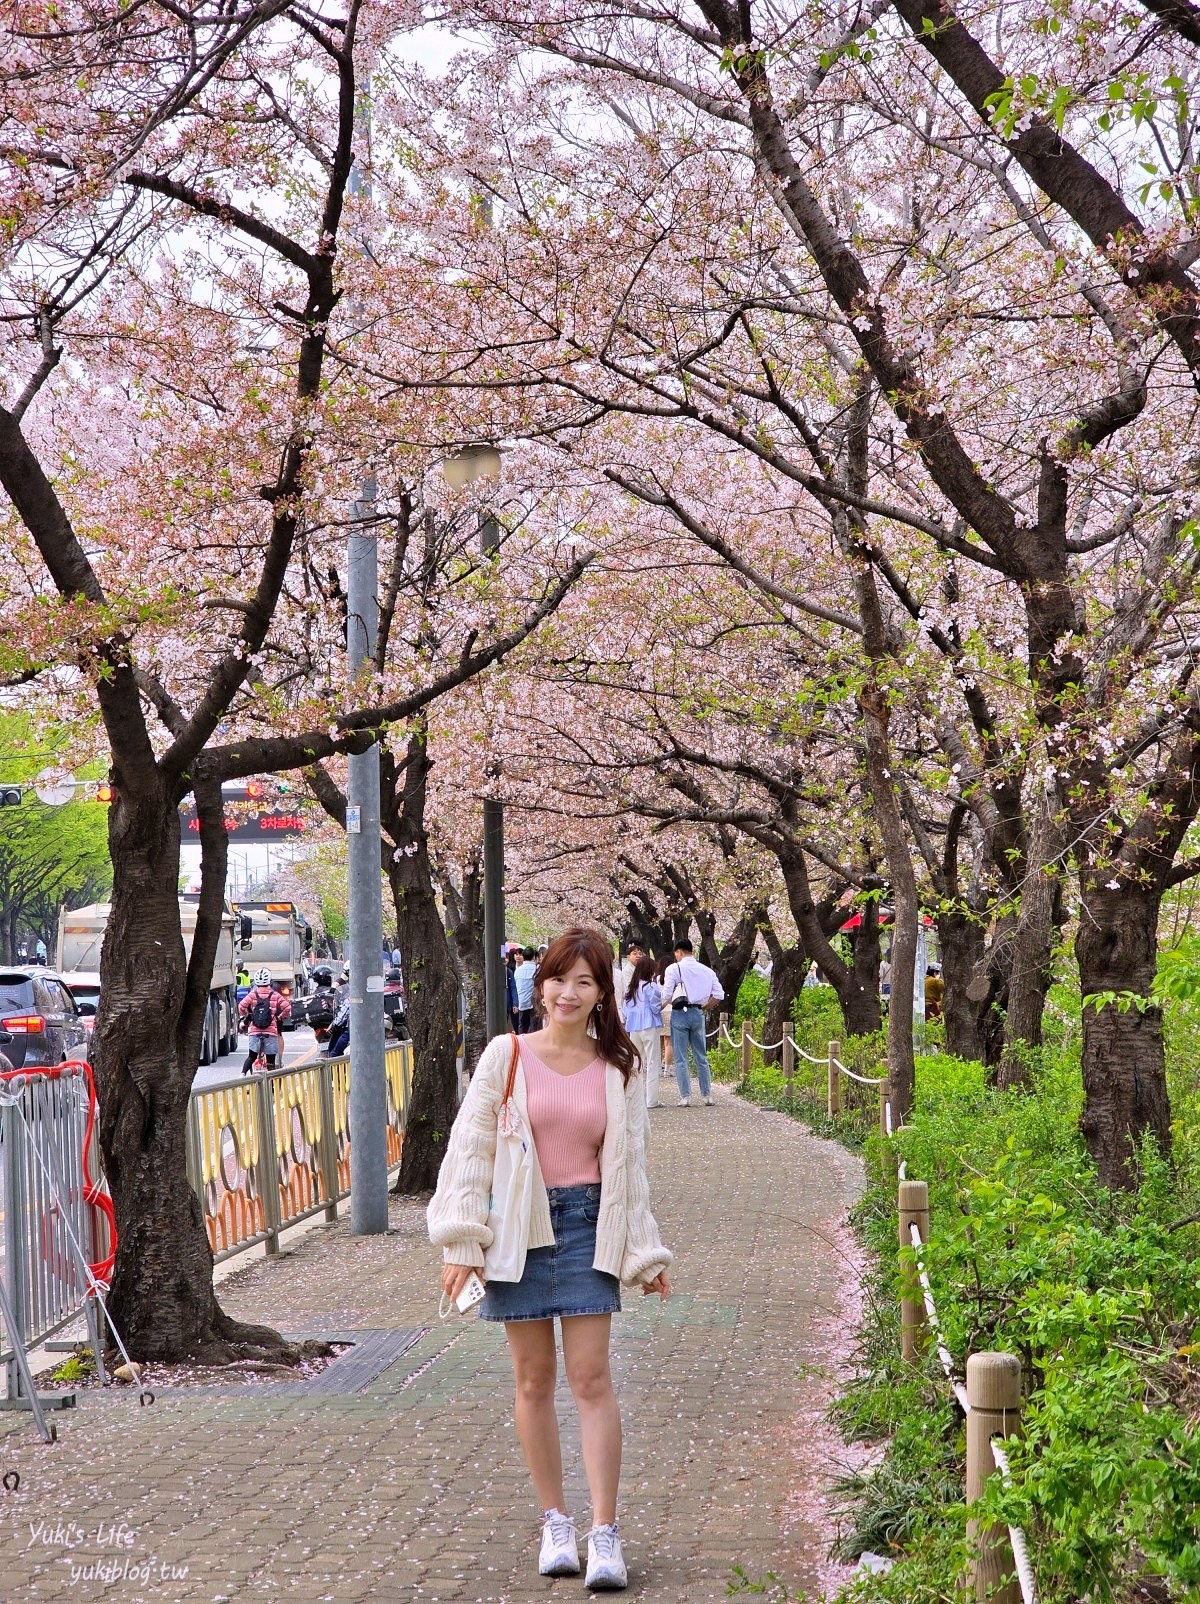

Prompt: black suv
[0,968,89,1069]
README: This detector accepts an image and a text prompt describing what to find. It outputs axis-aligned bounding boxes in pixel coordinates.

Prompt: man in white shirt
[659,939,724,1107]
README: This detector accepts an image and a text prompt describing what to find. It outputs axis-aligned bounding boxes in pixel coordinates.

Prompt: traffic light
[95,784,114,803]
[0,786,21,807]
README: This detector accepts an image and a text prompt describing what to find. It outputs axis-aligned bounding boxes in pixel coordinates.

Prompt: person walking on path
[660,939,724,1107]
[619,940,644,994]
[506,947,521,1034]
[924,964,944,1020]
[656,955,674,1076]
[514,946,538,1033]
[622,954,664,1109]
[428,927,672,1591]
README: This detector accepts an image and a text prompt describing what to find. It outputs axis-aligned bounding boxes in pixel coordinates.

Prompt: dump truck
[57,898,245,1064]
[231,900,310,1026]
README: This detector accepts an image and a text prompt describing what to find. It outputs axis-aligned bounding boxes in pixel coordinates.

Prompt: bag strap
[503,1032,520,1103]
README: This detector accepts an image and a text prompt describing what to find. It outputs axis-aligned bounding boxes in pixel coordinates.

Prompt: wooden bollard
[782,1022,795,1081]
[719,1011,729,1045]
[966,1352,1022,1603]
[898,1179,929,1364]
[827,1038,842,1116]
[740,1018,752,1081]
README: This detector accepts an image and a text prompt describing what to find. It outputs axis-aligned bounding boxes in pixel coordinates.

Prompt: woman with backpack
[428,927,672,1590]
[237,969,291,1074]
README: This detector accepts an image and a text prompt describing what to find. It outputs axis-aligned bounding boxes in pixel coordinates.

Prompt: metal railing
[185,1042,413,1262]
[0,1061,116,1433]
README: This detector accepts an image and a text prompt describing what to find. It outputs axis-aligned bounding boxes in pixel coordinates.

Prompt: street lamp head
[442,443,502,490]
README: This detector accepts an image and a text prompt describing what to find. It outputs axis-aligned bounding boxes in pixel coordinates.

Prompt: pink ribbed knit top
[519,1039,607,1187]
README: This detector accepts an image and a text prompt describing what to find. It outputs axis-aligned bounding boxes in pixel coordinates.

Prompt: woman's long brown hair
[533,927,639,1084]
[627,953,658,1005]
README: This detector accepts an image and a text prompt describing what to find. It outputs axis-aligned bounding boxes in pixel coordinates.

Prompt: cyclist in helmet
[237,969,291,1075]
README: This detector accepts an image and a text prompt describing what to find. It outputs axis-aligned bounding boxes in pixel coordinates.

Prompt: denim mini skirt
[480,1183,621,1323]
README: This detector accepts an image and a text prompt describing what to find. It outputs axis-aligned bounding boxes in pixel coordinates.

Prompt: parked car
[0,967,89,1068]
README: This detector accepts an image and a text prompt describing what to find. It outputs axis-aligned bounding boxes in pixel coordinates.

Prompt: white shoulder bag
[483,1035,533,1283]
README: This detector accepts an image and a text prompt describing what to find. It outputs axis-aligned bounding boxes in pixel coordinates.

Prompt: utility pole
[346,99,388,1236]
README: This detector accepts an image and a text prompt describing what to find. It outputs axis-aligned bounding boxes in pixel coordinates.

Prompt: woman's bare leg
[505,1320,566,1512]
[561,1314,621,1526]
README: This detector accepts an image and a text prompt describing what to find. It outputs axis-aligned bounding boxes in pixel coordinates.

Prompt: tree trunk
[778,850,881,1037]
[390,737,462,1194]
[618,882,676,963]
[938,908,997,1064]
[92,776,290,1361]
[848,889,883,1022]
[446,854,487,1076]
[712,905,761,1014]
[764,944,808,1062]
[998,791,1065,1088]
[855,553,916,1121]
[457,921,487,1075]
[1076,884,1171,1188]
[837,975,881,1035]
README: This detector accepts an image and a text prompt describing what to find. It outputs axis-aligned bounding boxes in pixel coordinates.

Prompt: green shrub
[836,1048,1200,1602]
[792,984,844,1055]
[734,969,769,1026]
[50,1351,94,1384]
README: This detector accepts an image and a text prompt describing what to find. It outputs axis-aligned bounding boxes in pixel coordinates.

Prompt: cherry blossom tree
[0,2,588,1355]
[422,0,1200,1182]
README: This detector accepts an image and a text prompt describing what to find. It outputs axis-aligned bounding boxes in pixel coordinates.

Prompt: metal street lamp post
[345,120,388,1237]
[346,476,388,1236]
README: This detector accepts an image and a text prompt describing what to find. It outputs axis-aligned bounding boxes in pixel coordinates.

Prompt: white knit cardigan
[427,1035,672,1287]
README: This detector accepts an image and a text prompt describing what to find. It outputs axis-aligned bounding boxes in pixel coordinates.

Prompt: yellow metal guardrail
[186,1043,413,1263]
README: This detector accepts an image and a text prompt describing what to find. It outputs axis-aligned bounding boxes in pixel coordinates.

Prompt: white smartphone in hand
[455,1271,486,1312]
[439,1270,487,1320]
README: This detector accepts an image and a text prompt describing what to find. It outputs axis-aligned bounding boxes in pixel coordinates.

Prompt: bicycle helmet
[254,968,272,985]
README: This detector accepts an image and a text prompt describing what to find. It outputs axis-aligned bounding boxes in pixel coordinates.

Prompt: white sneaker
[586,1523,627,1590]
[703,1095,715,1105]
[539,1510,580,1577]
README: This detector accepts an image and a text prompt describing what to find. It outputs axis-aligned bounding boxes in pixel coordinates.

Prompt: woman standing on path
[656,955,674,1077]
[622,954,664,1109]
[428,927,672,1591]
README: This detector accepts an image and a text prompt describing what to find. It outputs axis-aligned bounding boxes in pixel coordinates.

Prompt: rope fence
[898,1175,1038,1604]
[719,1016,887,1120]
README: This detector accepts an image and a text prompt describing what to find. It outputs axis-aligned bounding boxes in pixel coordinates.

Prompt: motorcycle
[300,985,338,1042]
[383,967,410,1041]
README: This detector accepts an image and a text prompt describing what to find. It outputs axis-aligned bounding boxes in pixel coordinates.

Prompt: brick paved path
[0,1085,863,1603]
